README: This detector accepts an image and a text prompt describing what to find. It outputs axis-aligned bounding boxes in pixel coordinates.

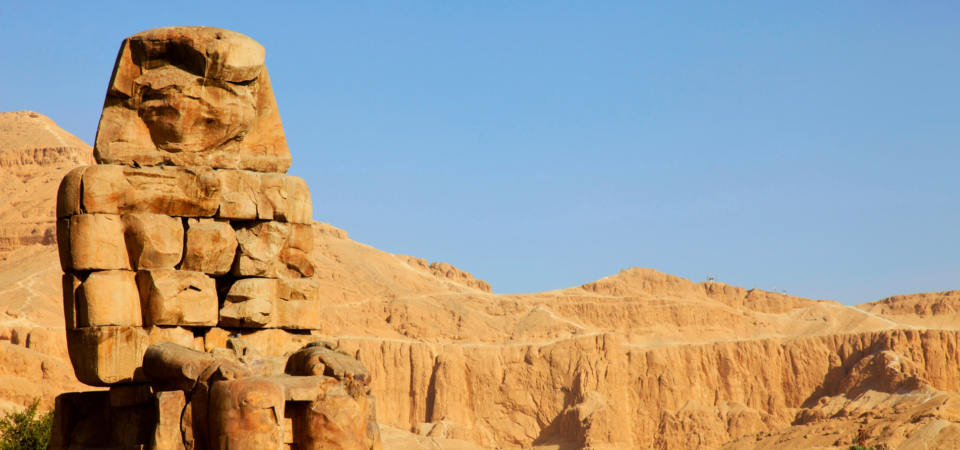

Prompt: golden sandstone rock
[182,219,239,275]
[94,27,290,173]
[234,221,315,278]
[52,26,376,450]
[137,269,219,326]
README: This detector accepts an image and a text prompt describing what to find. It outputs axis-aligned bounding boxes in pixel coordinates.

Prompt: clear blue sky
[3,1,958,304]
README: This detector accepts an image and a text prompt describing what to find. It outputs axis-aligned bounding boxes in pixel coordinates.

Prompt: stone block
[260,375,337,401]
[216,171,313,223]
[81,165,127,214]
[67,326,150,386]
[145,326,198,349]
[209,378,286,450]
[274,279,321,330]
[80,165,222,217]
[300,384,367,450]
[181,219,237,276]
[143,341,218,386]
[123,213,184,270]
[203,328,319,357]
[77,270,143,327]
[259,173,312,224]
[138,269,218,327]
[59,214,131,271]
[219,278,274,327]
[152,390,187,450]
[219,278,319,329]
[217,170,262,220]
[121,166,222,217]
[233,222,314,278]
[56,165,88,218]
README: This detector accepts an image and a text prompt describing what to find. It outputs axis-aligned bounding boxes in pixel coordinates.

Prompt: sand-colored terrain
[0,111,958,449]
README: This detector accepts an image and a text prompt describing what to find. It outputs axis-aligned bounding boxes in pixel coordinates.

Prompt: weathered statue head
[53,27,379,450]
[94,27,290,172]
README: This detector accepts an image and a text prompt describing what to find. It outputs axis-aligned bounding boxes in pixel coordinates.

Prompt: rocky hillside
[0,111,94,255]
[0,112,958,449]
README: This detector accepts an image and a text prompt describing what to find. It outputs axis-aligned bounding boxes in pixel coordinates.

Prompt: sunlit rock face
[94,27,291,173]
[52,27,379,450]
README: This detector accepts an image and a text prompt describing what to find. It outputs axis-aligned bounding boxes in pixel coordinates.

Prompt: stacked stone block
[56,164,318,386]
[52,26,379,450]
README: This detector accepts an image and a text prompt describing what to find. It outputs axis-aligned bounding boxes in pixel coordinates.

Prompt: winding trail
[0,267,57,325]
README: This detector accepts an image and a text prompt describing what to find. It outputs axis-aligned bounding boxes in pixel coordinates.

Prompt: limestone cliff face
[333,329,960,450]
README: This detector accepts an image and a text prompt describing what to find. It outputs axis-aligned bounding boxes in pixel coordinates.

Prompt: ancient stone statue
[51,26,380,450]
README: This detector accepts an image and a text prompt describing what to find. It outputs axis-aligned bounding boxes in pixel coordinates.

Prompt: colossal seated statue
[51,26,379,450]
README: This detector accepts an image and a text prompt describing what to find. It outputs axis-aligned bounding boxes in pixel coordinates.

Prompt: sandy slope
[0,111,957,449]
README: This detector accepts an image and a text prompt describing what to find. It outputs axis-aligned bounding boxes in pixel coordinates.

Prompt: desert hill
[0,111,958,449]
[0,111,94,255]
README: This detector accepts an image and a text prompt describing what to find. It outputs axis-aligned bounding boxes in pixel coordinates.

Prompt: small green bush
[0,399,53,450]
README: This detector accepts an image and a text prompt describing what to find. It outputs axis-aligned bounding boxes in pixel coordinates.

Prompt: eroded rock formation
[51,27,378,450]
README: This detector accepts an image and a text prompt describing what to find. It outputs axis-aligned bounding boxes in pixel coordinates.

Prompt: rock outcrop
[51,27,378,450]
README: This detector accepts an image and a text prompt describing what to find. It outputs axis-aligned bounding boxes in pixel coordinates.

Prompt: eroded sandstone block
[220,278,319,329]
[219,279,273,327]
[75,164,221,217]
[233,222,314,278]
[209,378,286,450]
[56,166,87,218]
[258,173,312,224]
[147,326,199,348]
[143,340,219,388]
[67,165,220,217]
[153,390,187,450]
[262,375,338,402]
[94,27,291,173]
[181,219,238,275]
[137,269,218,326]
[57,214,131,271]
[67,326,150,386]
[79,164,126,214]
[217,171,313,223]
[203,328,320,356]
[76,270,142,327]
[217,170,262,220]
[301,384,367,450]
[123,213,184,270]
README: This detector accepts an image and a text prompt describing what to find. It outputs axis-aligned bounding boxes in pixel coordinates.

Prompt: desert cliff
[0,111,957,449]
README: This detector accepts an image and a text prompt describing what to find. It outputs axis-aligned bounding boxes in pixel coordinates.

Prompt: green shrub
[0,399,53,450]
